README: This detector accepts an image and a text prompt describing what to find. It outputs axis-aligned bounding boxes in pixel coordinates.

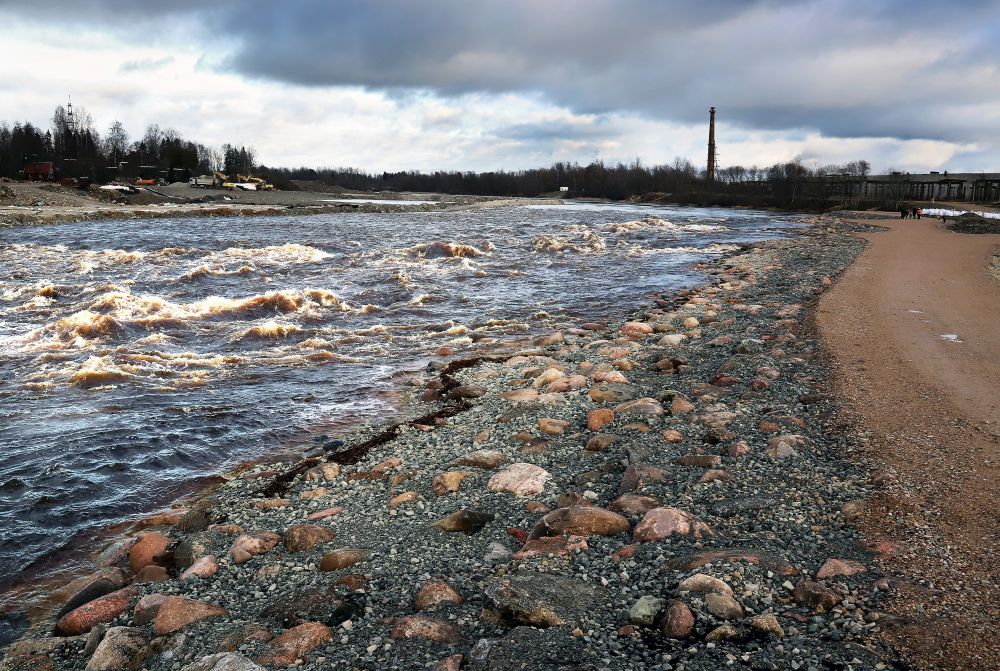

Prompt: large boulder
[481,574,600,628]
[55,587,136,636]
[528,506,629,540]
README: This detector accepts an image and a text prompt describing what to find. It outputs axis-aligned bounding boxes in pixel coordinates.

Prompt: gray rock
[628,596,663,627]
[482,574,600,628]
[179,653,265,671]
[85,626,146,671]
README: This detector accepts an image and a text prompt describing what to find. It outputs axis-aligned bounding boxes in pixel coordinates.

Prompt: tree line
[0,103,256,181]
[260,157,873,209]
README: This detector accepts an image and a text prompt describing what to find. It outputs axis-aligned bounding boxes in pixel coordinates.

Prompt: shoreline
[0,215,923,671]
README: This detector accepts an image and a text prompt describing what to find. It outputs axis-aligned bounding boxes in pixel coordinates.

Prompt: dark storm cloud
[2,0,998,145]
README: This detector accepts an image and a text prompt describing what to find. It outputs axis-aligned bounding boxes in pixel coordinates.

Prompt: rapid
[0,202,799,582]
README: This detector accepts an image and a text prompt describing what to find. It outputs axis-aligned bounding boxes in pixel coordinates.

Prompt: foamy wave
[69,356,138,388]
[531,231,605,254]
[403,241,494,259]
[211,243,332,264]
[237,321,303,340]
[606,217,728,234]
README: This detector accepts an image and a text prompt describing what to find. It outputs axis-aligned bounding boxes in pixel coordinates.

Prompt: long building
[828,172,1000,202]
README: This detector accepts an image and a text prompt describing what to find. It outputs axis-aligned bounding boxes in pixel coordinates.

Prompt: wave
[403,241,494,259]
[605,216,728,234]
[531,231,606,254]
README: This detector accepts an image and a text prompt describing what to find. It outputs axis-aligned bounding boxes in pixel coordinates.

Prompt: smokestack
[707,106,716,181]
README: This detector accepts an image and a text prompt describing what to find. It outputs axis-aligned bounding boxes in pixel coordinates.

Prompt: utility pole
[707,106,717,182]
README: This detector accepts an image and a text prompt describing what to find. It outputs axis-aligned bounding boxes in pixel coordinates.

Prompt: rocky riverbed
[0,218,905,671]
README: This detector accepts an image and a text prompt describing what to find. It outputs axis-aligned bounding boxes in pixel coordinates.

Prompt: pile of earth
[946,212,1000,234]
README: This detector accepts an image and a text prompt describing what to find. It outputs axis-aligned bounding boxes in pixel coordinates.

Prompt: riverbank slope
[2,217,913,671]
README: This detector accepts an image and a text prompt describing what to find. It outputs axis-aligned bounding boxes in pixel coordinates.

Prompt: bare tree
[105,120,130,165]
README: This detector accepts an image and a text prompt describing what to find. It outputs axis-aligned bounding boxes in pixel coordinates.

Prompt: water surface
[0,202,797,579]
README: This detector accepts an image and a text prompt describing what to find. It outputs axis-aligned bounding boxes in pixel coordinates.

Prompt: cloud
[119,56,175,73]
[0,0,997,171]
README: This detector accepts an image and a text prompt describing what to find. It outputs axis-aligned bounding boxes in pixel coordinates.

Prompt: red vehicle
[24,162,55,182]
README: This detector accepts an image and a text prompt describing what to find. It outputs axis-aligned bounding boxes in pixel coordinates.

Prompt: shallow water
[0,202,798,580]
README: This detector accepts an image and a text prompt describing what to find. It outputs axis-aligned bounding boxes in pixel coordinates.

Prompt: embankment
[2,217,922,671]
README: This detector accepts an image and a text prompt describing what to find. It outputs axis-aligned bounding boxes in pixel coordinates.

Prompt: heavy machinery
[237,174,275,191]
[212,171,238,190]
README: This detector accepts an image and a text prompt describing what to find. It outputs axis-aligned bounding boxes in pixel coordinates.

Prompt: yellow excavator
[237,174,276,191]
[212,171,238,190]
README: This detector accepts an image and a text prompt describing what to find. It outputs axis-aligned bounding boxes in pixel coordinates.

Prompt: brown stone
[319,549,367,572]
[435,509,494,534]
[792,580,841,611]
[750,613,785,637]
[305,506,343,521]
[55,587,136,636]
[433,471,471,496]
[230,531,281,564]
[633,507,712,542]
[452,450,507,469]
[253,498,292,509]
[588,383,637,403]
[133,593,168,626]
[674,455,721,468]
[256,621,333,666]
[391,616,461,645]
[217,622,273,652]
[180,554,219,581]
[613,397,664,417]
[133,565,169,583]
[283,524,335,553]
[704,592,744,619]
[299,487,327,500]
[585,433,618,451]
[513,535,588,559]
[698,469,731,484]
[538,418,570,435]
[676,573,733,597]
[303,462,341,482]
[415,580,463,611]
[619,463,668,493]
[434,654,463,671]
[728,440,751,458]
[502,388,539,402]
[529,506,630,539]
[336,574,369,592]
[660,600,695,639]
[608,494,661,515]
[670,398,695,415]
[389,491,419,507]
[667,547,799,576]
[128,532,171,573]
[487,463,551,497]
[816,558,867,579]
[661,429,685,443]
[587,408,615,431]
[53,568,127,619]
[153,597,226,635]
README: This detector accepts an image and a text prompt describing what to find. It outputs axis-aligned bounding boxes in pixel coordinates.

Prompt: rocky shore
[1,218,905,671]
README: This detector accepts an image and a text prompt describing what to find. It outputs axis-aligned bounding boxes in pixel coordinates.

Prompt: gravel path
[817,214,1000,671]
[2,219,907,671]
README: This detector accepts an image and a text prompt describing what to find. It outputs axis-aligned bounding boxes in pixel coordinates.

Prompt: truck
[189,175,215,188]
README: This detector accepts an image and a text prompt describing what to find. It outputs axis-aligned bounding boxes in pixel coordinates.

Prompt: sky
[0,0,998,174]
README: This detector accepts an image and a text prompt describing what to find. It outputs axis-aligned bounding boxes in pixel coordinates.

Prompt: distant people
[916,208,922,219]
[911,207,918,219]
[900,207,908,219]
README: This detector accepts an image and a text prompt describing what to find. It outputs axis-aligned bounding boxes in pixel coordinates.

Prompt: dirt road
[817,215,1000,670]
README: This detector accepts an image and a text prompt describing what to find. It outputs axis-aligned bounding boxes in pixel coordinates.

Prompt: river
[0,202,799,582]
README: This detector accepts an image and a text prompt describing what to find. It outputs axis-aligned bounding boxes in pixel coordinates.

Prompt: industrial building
[827,172,1000,203]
